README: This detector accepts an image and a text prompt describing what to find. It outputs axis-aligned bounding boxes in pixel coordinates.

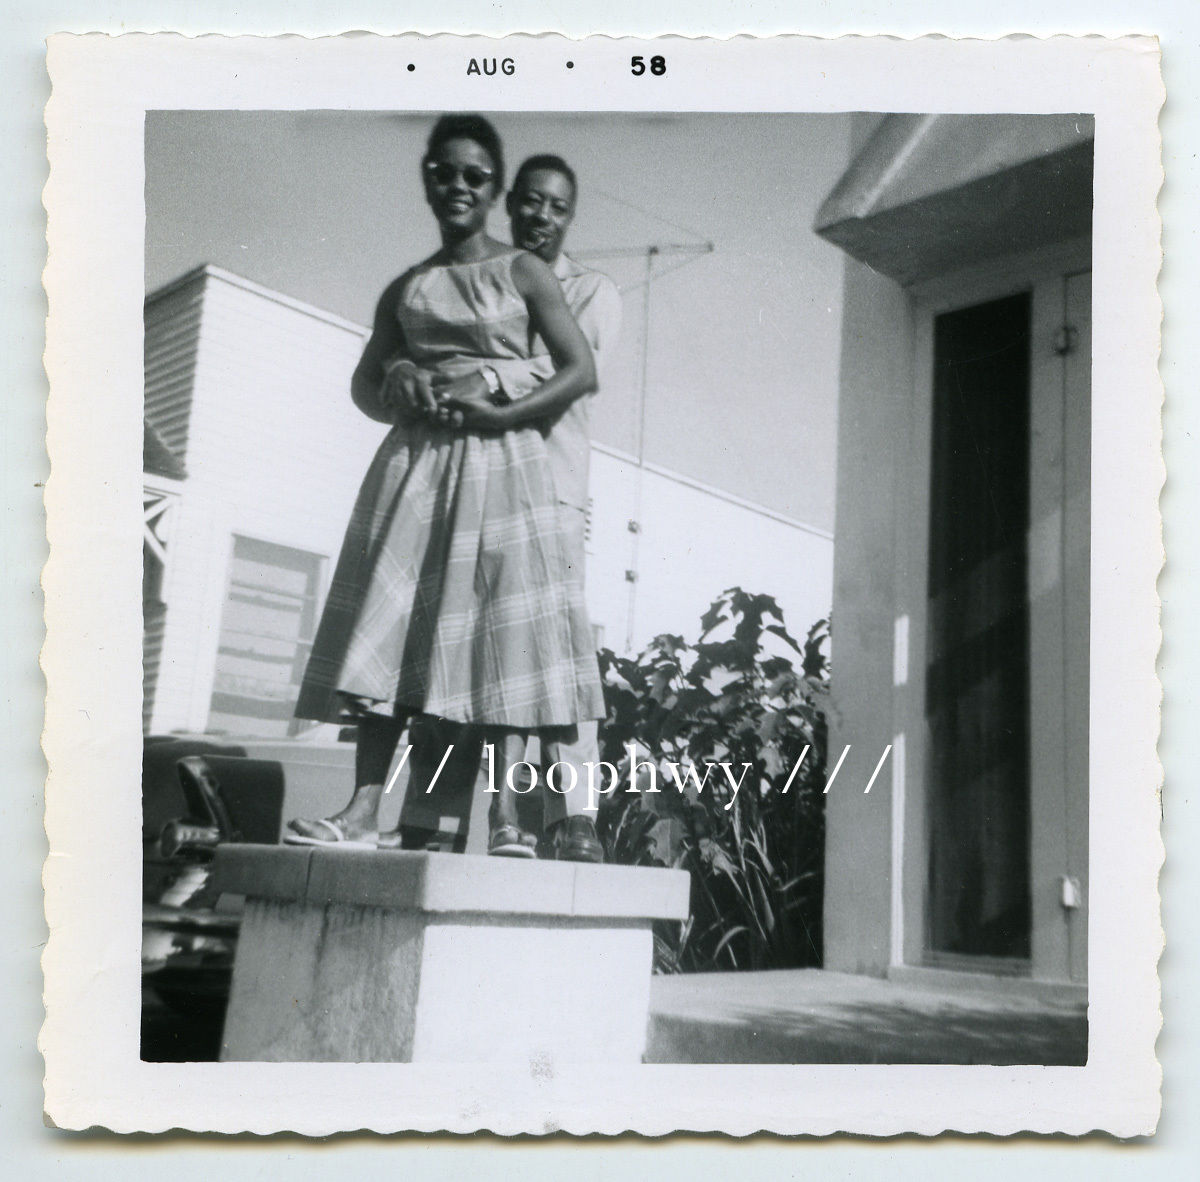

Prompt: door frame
[892,236,1092,980]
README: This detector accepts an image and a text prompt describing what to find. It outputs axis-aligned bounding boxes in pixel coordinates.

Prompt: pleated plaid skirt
[294,419,604,729]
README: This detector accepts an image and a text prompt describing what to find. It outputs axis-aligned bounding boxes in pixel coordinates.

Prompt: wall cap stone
[212,843,691,921]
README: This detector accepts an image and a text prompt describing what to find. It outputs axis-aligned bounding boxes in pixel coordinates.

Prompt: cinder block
[304,847,427,909]
[571,860,691,920]
[212,843,312,900]
[412,922,654,1063]
[417,851,577,916]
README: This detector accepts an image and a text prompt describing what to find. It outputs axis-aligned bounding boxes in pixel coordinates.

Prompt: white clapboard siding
[145,273,205,459]
[148,267,380,733]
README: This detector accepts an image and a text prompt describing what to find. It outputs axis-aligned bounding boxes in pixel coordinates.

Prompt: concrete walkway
[646,969,1087,1065]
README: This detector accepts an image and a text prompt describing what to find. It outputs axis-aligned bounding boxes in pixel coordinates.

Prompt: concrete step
[645,967,1087,1064]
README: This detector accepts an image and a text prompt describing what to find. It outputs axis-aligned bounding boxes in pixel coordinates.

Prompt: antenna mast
[574,239,715,652]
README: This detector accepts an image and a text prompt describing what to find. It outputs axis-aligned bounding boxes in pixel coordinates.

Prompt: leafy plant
[595,588,830,974]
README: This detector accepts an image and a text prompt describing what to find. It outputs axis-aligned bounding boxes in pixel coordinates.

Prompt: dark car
[141,737,285,1060]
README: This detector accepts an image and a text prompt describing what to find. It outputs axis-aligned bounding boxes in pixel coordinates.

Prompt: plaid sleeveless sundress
[293,250,603,729]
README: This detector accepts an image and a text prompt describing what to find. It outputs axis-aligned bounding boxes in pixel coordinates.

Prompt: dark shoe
[556,816,604,864]
[487,823,538,858]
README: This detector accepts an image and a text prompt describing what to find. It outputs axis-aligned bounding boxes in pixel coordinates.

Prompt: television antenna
[573,226,715,653]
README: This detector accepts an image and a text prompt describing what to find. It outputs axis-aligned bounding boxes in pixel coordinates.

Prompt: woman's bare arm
[351,273,435,423]
[443,253,596,430]
[506,252,596,423]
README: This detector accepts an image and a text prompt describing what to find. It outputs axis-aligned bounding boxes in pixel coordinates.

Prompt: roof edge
[145,264,370,337]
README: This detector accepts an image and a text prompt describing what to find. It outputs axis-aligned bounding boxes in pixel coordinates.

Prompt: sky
[145,111,853,531]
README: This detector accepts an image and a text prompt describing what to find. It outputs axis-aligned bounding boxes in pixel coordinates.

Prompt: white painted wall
[586,447,832,656]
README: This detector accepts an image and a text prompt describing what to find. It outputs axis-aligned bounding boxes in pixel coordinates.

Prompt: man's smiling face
[507,167,576,263]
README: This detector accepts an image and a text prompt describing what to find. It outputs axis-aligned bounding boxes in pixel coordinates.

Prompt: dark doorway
[925,291,1032,964]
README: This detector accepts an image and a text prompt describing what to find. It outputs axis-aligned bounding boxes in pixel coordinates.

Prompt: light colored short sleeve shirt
[542,254,622,510]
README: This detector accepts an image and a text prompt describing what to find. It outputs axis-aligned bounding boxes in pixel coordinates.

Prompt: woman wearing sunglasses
[288,114,603,856]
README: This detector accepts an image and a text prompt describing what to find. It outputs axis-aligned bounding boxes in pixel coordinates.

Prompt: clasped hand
[381,363,511,432]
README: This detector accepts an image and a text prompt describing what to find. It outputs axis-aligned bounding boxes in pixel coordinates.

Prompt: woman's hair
[422,114,505,191]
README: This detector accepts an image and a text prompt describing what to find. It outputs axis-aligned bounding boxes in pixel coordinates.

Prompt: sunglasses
[423,161,496,189]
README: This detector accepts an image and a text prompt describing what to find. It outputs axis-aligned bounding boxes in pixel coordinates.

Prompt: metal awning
[814,114,1095,286]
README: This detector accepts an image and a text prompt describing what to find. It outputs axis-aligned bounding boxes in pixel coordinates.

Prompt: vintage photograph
[138,108,1091,1067]
[41,32,1163,1136]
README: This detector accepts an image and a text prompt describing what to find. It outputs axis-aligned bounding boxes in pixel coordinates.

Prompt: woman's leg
[286,713,406,842]
[484,727,537,856]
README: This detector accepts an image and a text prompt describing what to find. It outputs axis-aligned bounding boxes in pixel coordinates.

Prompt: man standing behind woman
[287,117,620,861]
[394,153,622,863]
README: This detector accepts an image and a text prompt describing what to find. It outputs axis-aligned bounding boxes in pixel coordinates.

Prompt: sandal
[283,817,379,850]
[487,823,538,859]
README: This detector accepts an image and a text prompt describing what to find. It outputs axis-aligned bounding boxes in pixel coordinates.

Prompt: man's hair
[511,154,578,203]
[423,114,505,191]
